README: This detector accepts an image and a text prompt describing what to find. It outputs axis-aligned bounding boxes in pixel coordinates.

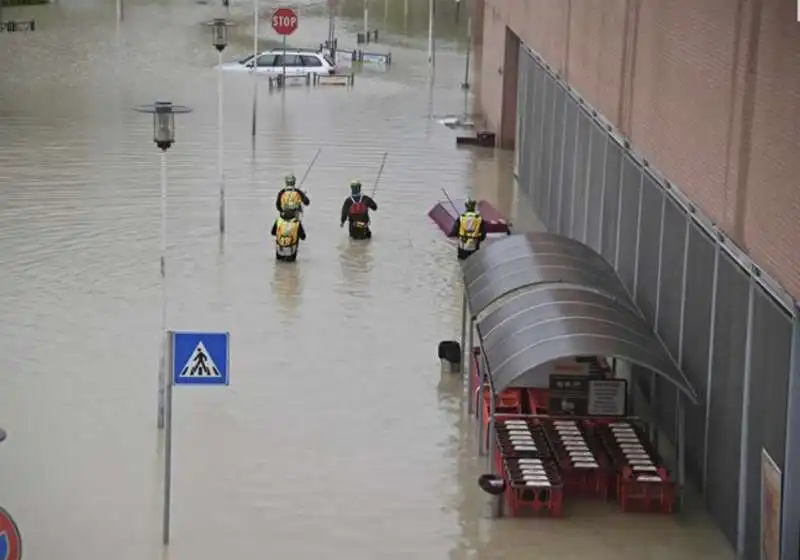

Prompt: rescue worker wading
[271,209,307,262]
[449,199,487,260]
[340,181,378,239]
[275,174,311,215]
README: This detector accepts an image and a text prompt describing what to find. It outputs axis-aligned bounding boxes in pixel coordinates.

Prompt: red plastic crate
[497,453,565,517]
[525,388,550,414]
[617,467,675,513]
[542,419,614,500]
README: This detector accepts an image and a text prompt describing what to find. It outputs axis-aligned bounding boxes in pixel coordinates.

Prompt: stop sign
[271,7,298,36]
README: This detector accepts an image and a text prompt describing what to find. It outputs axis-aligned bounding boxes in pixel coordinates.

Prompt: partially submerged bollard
[478,473,506,518]
[438,340,461,374]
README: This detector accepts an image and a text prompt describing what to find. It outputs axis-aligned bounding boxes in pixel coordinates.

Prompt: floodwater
[0,0,734,558]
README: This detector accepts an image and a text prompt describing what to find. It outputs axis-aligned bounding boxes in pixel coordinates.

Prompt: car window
[256,54,276,67]
[323,54,335,67]
[274,54,303,66]
[239,54,254,65]
[301,55,322,67]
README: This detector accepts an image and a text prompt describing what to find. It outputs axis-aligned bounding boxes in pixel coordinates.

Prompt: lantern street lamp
[133,101,193,431]
[206,18,235,235]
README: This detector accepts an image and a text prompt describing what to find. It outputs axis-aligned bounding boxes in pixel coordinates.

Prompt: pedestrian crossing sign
[172,331,230,386]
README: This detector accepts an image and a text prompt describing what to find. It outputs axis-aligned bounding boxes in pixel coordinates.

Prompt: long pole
[217,51,225,234]
[363,0,368,38]
[157,151,168,430]
[251,0,259,147]
[298,148,322,189]
[427,0,434,65]
[370,151,388,197]
[282,35,287,85]
[404,0,408,30]
[162,332,174,545]
[462,16,471,89]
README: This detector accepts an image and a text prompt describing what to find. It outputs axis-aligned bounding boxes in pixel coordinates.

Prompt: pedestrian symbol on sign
[179,341,222,378]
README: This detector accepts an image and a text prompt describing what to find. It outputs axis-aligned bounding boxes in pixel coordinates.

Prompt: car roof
[260,48,323,56]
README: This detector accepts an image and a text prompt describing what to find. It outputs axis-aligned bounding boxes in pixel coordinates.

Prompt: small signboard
[587,379,627,416]
[548,374,590,416]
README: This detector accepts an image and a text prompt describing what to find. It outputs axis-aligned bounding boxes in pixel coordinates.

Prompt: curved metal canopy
[462,233,698,403]
[461,233,632,317]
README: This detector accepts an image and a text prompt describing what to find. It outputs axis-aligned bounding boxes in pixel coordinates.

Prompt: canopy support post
[487,382,497,472]
[477,351,489,455]
[467,317,475,414]
[460,291,467,367]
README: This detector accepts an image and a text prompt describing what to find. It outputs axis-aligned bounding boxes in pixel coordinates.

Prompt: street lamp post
[206,18,235,235]
[134,101,193,431]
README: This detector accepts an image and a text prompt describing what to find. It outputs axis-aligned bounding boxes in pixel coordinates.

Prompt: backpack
[349,196,368,216]
[276,220,299,247]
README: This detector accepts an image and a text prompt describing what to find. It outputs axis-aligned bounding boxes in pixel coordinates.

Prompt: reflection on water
[0,0,733,558]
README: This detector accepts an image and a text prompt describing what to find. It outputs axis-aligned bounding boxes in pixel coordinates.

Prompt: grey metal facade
[514,44,799,559]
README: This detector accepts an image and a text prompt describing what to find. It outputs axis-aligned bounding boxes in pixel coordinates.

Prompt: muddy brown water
[0,0,733,558]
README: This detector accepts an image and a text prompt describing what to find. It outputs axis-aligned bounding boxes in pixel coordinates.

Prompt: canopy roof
[462,233,698,403]
[462,233,633,316]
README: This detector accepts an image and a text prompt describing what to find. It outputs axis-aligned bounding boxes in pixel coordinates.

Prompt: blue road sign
[172,331,230,386]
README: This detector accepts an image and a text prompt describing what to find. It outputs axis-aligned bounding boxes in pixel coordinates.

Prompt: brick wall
[477,0,800,298]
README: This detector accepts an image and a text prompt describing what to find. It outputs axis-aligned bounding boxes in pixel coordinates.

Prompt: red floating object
[427,199,512,237]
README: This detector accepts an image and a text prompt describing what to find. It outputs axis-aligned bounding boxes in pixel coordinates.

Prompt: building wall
[476,0,800,300]
[516,46,797,560]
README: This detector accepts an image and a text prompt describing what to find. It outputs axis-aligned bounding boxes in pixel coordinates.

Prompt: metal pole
[735,278,756,557]
[462,16,472,89]
[162,332,174,545]
[217,50,225,234]
[363,0,368,38]
[116,0,123,23]
[467,318,474,412]
[427,0,435,65]
[282,35,287,85]
[157,151,168,430]
[487,386,497,470]
[251,0,259,147]
[460,295,467,369]
[404,0,409,31]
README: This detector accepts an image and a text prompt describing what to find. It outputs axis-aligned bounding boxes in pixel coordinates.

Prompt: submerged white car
[219,49,337,76]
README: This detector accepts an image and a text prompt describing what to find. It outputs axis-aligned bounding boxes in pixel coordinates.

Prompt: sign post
[162,330,230,546]
[271,7,298,86]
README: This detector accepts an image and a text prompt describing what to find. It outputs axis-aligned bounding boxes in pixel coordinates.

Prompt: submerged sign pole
[163,330,230,546]
[251,0,259,148]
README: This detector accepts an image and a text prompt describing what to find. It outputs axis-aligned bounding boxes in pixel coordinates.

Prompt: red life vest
[349,196,368,216]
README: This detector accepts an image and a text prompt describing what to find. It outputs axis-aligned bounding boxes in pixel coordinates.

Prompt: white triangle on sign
[179,341,222,378]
